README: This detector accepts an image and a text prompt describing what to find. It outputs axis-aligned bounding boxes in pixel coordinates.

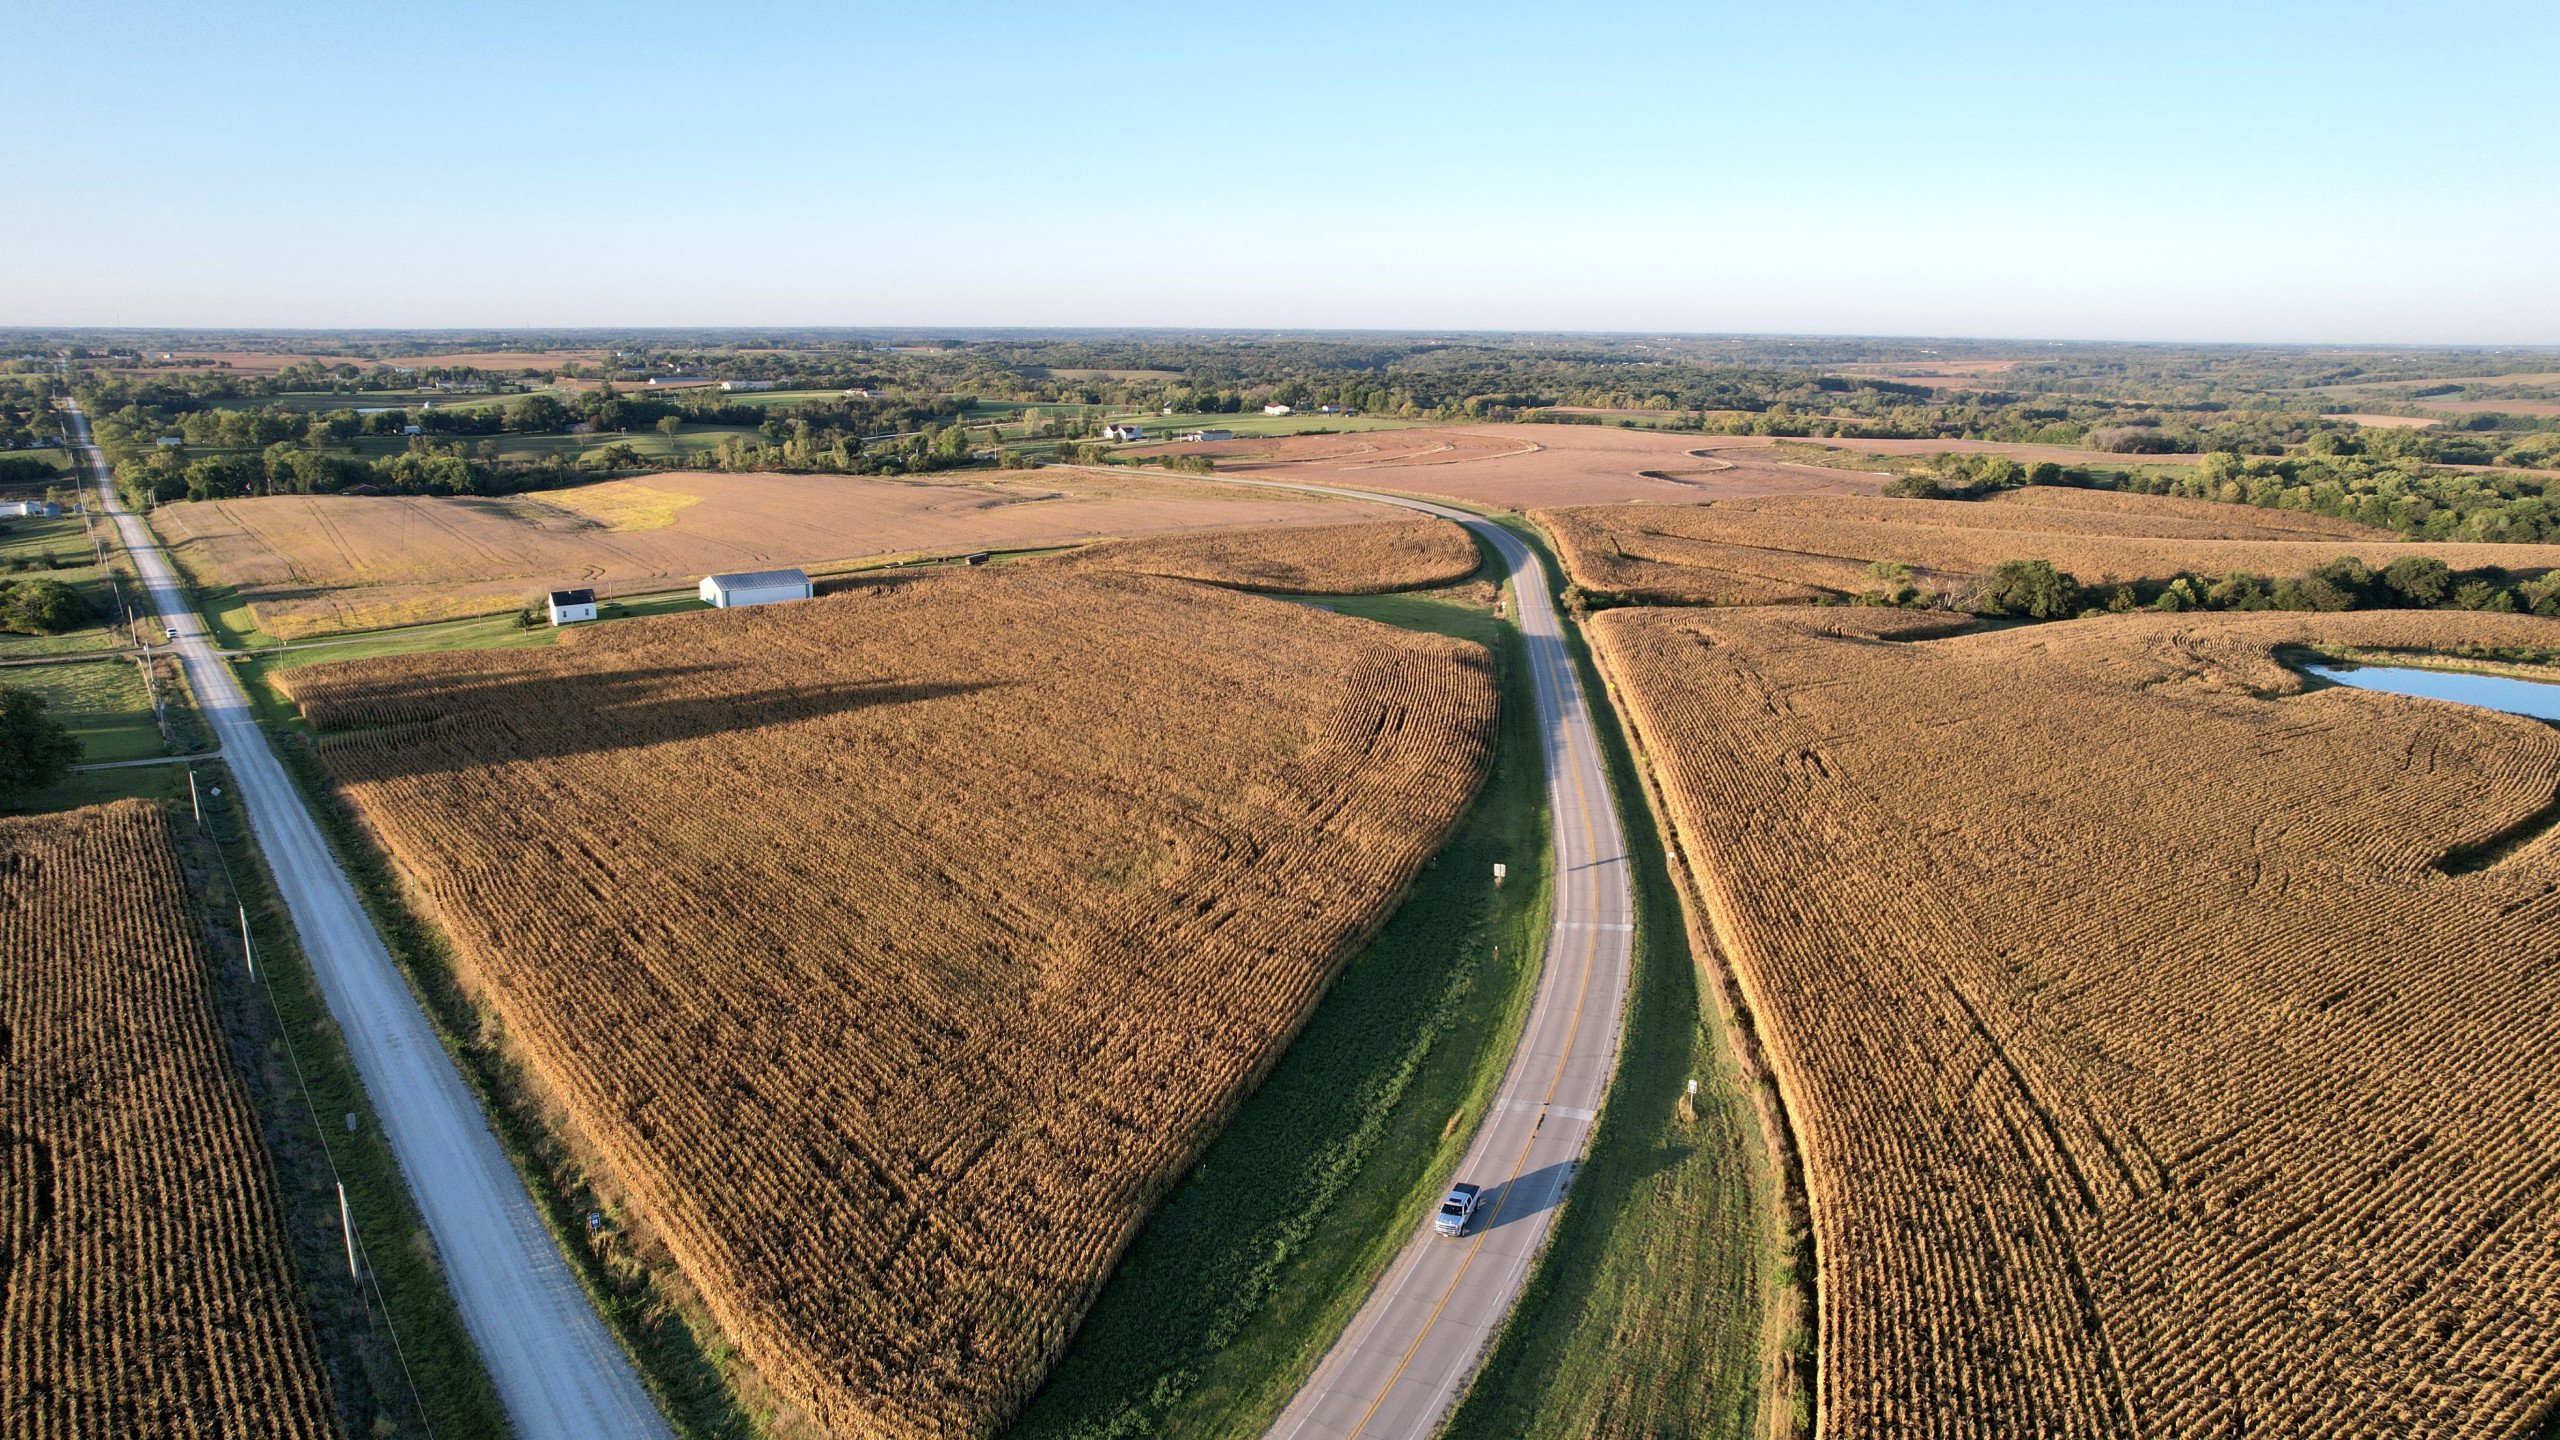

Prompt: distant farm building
[1103,423,1147,442]
[1184,428,1235,443]
[701,568,814,609]
[720,379,779,392]
[0,500,62,518]
[1262,403,1293,416]
[547,588,599,626]
[155,436,184,447]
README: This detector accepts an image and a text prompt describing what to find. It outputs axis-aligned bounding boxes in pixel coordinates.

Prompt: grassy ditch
[1446,516,1797,1439]
[1010,568,1552,1440]
[176,760,512,1438]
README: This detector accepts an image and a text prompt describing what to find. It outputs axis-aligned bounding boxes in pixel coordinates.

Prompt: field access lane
[1120,470,1637,1440]
[69,403,674,1440]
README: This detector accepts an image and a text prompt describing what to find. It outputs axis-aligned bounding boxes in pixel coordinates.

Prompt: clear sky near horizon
[6,0,2554,343]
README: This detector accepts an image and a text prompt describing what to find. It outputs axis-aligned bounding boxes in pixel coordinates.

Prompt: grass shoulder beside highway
[1445,516,1796,1439]
[1015,563,1554,1440]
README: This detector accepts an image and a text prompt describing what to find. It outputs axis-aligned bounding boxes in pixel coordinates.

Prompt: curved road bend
[1119,471,1637,1440]
[68,403,674,1440]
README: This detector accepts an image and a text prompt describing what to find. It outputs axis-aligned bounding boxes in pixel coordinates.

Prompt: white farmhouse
[1103,422,1147,442]
[701,568,814,608]
[546,587,599,626]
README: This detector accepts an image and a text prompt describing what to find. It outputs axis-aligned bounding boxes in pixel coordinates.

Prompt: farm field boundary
[1015,570,1554,1440]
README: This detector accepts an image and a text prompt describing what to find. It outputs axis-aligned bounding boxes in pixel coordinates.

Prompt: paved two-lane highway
[1122,472,1636,1440]
[68,402,672,1440]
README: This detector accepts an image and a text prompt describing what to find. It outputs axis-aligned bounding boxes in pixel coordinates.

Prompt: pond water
[2304,663,2560,722]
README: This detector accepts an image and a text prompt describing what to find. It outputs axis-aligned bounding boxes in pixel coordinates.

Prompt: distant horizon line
[4,325,2559,352]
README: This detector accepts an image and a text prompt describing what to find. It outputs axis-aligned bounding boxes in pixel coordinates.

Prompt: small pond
[2304,663,2560,723]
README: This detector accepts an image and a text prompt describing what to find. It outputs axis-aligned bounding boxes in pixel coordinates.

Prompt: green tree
[656,414,683,456]
[2380,555,2452,607]
[503,393,569,433]
[1969,559,2078,619]
[0,578,88,634]
[0,686,79,806]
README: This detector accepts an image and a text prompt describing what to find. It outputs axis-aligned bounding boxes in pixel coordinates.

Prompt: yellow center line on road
[1339,673,1612,1438]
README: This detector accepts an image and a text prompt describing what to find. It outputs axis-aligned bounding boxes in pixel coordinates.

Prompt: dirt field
[117,350,370,376]
[1132,424,1882,510]
[378,349,609,372]
[0,801,338,1437]
[1066,516,1479,594]
[279,571,1495,1439]
[2415,398,2560,418]
[2332,412,2441,429]
[1538,488,2554,605]
[154,468,1378,638]
[1777,436,2212,468]
[1595,604,2560,1437]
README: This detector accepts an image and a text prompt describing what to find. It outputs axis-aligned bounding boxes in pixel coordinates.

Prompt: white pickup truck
[1433,1182,1482,1238]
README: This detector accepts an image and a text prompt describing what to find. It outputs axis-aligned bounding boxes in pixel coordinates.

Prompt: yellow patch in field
[542,481,702,532]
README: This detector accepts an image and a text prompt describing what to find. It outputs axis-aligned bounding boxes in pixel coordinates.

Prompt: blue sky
[6,1,2554,342]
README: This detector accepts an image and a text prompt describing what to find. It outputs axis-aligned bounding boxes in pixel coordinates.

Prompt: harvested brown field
[117,350,369,376]
[1539,488,2559,605]
[279,570,1496,1438]
[376,349,606,372]
[1780,436,2212,468]
[1592,604,2560,1437]
[2332,412,2442,429]
[1132,424,1878,509]
[0,801,336,1438]
[2416,398,2560,418]
[154,467,1367,638]
[1066,516,1478,593]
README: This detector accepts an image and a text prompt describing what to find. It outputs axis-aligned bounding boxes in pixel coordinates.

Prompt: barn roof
[703,568,811,591]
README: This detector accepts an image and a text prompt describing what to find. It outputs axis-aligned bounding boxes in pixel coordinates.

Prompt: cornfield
[1539,490,2560,604]
[1067,517,1481,594]
[0,801,336,1439]
[279,568,1496,1439]
[1591,604,2560,1437]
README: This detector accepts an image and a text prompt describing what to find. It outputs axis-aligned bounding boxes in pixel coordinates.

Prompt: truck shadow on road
[1475,1160,1579,1233]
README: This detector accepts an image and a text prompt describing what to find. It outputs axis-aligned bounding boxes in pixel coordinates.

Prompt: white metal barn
[0,500,62,518]
[546,587,598,626]
[700,568,814,608]
[1185,428,1234,442]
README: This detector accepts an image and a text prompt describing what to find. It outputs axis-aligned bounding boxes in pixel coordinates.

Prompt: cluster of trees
[0,578,87,635]
[0,378,60,452]
[2096,450,2560,543]
[1878,442,2560,544]
[0,686,79,806]
[1918,554,2554,622]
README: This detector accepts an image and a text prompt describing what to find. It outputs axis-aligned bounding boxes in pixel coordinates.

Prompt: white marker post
[338,1181,361,1284]
[239,906,255,981]
[1493,862,1508,888]
[188,769,200,823]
